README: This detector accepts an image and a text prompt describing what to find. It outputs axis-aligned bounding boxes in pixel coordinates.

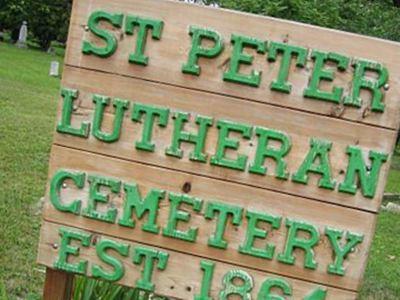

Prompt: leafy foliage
[73,276,169,300]
[0,0,71,49]
[209,0,400,41]
[27,0,71,49]
[1,0,400,50]
[0,0,28,41]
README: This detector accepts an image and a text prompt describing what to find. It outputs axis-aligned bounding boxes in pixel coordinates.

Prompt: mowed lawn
[0,43,61,298]
[0,42,399,299]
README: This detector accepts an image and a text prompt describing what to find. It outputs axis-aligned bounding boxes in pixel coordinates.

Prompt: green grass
[0,42,62,299]
[385,147,400,194]
[0,42,399,299]
[359,211,400,299]
[384,169,400,194]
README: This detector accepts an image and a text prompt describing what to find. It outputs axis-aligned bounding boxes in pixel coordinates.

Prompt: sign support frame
[43,268,74,300]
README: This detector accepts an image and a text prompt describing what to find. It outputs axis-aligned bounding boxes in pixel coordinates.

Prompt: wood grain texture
[54,66,396,213]
[38,221,357,299]
[43,268,74,300]
[64,0,400,129]
[37,0,400,296]
[42,145,375,291]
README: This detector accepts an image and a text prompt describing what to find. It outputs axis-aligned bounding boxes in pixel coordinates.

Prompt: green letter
[162,193,203,242]
[205,201,243,249]
[292,138,336,190]
[54,227,91,274]
[166,112,213,163]
[132,103,169,152]
[257,278,292,300]
[125,15,163,66]
[223,34,267,87]
[325,227,364,276]
[210,120,253,171]
[278,219,320,270]
[82,175,121,223]
[92,238,129,281]
[303,287,327,300]
[249,127,292,179]
[57,88,90,137]
[219,270,253,300]
[268,42,308,94]
[344,59,389,112]
[339,146,388,198]
[133,246,169,292]
[118,184,165,234]
[82,10,123,58]
[50,169,85,214]
[194,260,215,300]
[92,95,129,143]
[182,26,224,76]
[239,211,281,259]
[304,51,350,103]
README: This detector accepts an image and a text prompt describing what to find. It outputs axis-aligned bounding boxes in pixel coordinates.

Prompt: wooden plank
[64,0,400,129]
[43,268,74,300]
[42,145,376,291]
[36,0,400,297]
[54,66,396,212]
[38,221,357,299]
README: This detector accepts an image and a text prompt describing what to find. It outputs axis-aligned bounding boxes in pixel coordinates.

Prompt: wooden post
[43,268,74,300]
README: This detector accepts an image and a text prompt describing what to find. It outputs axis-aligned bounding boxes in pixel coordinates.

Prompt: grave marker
[37,0,400,299]
[16,21,27,48]
[49,61,60,77]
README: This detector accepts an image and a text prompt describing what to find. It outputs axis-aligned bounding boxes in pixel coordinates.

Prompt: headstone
[49,61,60,77]
[47,47,56,55]
[183,0,219,7]
[382,202,400,213]
[17,21,28,48]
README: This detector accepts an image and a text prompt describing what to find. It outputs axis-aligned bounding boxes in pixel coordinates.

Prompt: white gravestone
[182,0,219,7]
[49,61,60,77]
[17,21,28,48]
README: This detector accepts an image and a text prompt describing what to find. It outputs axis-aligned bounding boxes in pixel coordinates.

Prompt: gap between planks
[52,143,379,216]
[64,64,399,133]
[42,218,360,293]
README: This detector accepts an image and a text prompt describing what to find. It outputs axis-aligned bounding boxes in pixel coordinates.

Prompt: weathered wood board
[37,0,400,298]
[42,145,375,291]
[54,66,396,212]
[65,0,400,129]
[38,222,358,299]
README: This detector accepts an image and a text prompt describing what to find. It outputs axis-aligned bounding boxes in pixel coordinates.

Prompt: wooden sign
[37,0,400,299]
